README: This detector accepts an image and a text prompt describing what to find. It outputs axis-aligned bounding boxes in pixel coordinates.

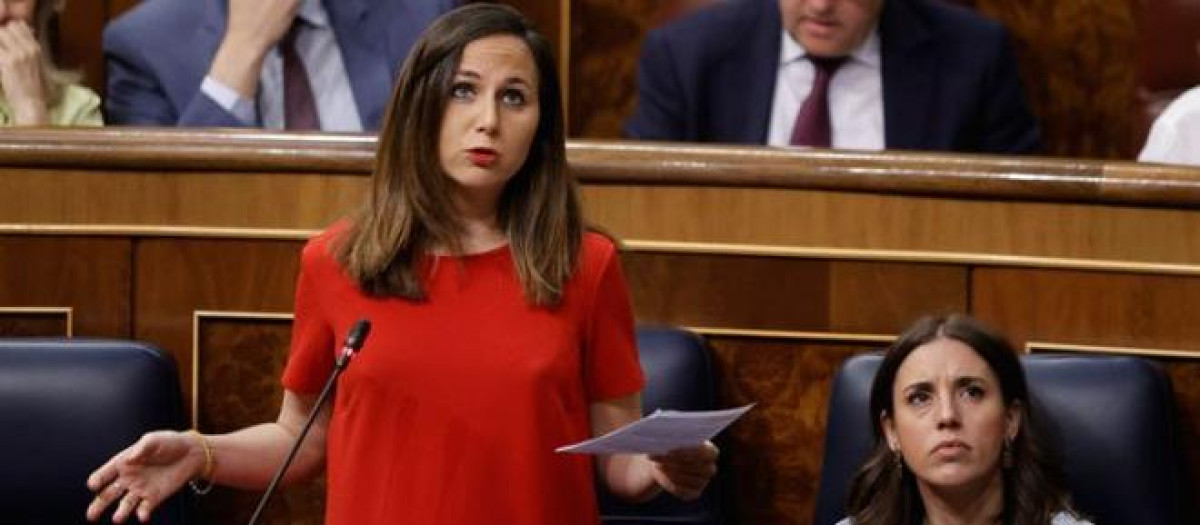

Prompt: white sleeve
[200,76,258,125]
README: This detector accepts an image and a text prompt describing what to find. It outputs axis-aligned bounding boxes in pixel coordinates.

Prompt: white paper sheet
[555,404,754,455]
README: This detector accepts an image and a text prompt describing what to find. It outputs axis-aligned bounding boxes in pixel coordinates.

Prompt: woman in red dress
[85,4,718,525]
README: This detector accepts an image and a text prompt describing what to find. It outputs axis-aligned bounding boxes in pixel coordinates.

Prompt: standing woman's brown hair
[336,3,579,306]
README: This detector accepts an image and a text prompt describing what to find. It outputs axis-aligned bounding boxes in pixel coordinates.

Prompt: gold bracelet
[186,429,214,495]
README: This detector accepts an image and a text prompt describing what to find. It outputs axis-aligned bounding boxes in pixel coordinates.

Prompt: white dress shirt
[201,0,363,131]
[767,29,884,150]
[1139,86,1200,166]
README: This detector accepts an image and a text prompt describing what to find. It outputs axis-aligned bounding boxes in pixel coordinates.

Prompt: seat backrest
[813,353,1195,525]
[598,325,722,524]
[0,338,190,525]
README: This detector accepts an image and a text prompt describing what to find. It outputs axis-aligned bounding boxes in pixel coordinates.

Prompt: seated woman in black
[839,315,1091,525]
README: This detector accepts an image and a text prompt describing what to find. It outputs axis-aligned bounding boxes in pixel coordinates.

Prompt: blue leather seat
[0,338,190,525]
[813,353,1195,525]
[598,325,722,524]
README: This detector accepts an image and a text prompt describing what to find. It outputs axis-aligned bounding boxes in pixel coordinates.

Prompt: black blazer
[625,0,1042,154]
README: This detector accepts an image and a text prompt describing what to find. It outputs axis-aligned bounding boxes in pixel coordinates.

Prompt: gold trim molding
[623,240,1200,277]
[0,306,73,336]
[1026,341,1200,360]
[687,325,895,344]
[7,226,1200,277]
[0,224,317,239]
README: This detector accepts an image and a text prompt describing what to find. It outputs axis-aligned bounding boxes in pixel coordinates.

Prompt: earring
[1002,438,1014,469]
[892,449,904,470]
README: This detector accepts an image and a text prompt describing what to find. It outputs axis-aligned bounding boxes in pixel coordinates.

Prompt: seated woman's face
[883,338,1019,492]
[0,0,36,26]
[438,33,540,201]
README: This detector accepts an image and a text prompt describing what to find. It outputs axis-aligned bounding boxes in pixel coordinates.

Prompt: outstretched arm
[86,389,329,523]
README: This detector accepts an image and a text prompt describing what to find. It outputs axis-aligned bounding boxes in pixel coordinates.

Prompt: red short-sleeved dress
[282,227,645,525]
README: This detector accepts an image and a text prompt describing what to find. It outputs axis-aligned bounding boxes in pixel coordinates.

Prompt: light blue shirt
[200,0,363,131]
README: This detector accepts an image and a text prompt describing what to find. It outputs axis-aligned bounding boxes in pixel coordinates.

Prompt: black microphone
[246,319,371,525]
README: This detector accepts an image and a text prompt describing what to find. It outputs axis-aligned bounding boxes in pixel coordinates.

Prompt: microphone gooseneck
[246,318,371,525]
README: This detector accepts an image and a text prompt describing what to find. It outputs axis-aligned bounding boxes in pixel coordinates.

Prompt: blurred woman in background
[0,0,101,125]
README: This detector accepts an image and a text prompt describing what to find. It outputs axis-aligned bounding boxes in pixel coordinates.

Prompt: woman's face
[0,0,37,26]
[883,337,1019,492]
[438,33,540,206]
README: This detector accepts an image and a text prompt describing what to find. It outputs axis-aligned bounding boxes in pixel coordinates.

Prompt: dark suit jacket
[624,0,1041,153]
[103,0,456,129]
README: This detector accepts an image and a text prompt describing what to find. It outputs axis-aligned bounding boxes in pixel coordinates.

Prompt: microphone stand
[246,319,371,525]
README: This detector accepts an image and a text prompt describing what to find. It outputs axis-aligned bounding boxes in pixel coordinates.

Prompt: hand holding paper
[556,404,754,455]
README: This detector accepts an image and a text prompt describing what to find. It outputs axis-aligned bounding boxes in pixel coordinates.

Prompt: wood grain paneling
[0,236,130,337]
[622,252,966,333]
[972,268,1200,351]
[0,308,70,337]
[827,262,967,333]
[3,130,1200,525]
[1162,360,1200,498]
[623,252,832,329]
[974,0,1141,158]
[56,0,108,94]
[9,129,1200,205]
[0,167,364,229]
[55,0,145,97]
[708,336,889,525]
[135,239,303,415]
[567,0,722,138]
[193,314,292,430]
[195,315,323,525]
[568,0,655,137]
[586,185,1200,267]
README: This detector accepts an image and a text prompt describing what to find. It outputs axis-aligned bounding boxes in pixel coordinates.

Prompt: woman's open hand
[86,430,206,523]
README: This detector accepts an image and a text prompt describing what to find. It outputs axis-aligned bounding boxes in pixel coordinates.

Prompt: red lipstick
[467,148,498,167]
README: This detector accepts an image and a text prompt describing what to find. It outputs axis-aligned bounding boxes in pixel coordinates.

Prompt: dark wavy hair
[336,3,580,306]
[845,314,1080,525]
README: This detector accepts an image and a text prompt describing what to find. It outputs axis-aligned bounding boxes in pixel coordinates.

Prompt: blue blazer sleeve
[975,29,1041,154]
[103,8,247,128]
[625,28,688,140]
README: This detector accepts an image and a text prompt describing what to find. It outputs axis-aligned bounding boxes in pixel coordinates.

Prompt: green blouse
[0,84,102,126]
